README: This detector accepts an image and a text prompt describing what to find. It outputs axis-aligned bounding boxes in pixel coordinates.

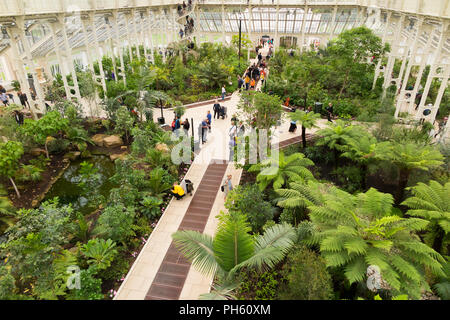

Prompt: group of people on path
[237,47,268,92]
[171,115,191,138]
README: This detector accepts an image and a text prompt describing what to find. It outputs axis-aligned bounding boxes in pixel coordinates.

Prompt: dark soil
[4,153,68,209]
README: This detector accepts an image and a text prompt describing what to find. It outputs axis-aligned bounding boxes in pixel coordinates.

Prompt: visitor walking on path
[213,99,221,119]
[201,118,208,144]
[221,85,226,100]
[289,119,297,133]
[220,104,227,119]
[207,110,212,132]
[326,103,334,122]
[170,182,185,200]
[0,92,9,106]
[244,74,250,91]
[237,76,244,92]
[18,91,30,109]
[222,175,233,201]
[14,110,24,126]
[182,118,190,137]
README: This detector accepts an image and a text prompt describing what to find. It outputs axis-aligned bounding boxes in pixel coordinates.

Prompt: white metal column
[416,23,449,120]
[57,14,82,102]
[382,14,406,96]
[372,11,392,90]
[394,17,424,118]
[88,12,108,95]
[111,10,126,86]
[300,4,308,53]
[6,27,39,118]
[147,9,155,64]
[132,9,141,60]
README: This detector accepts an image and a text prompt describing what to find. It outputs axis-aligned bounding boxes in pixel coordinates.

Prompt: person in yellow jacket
[244,75,250,91]
[170,182,185,200]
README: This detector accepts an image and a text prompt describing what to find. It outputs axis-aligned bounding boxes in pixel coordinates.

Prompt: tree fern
[249,151,314,191]
[402,181,450,254]
[298,186,445,299]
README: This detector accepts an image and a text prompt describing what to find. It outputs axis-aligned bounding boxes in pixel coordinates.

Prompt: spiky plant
[316,120,365,167]
[248,151,314,191]
[172,211,297,299]
[300,186,445,299]
[375,141,444,204]
[402,181,450,254]
[289,110,321,148]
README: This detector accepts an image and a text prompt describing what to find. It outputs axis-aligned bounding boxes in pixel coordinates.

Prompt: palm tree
[402,181,450,254]
[248,151,315,191]
[375,142,444,204]
[172,211,297,299]
[340,133,377,190]
[289,110,321,148]
[316,120,365,167]
[300,186,445,299]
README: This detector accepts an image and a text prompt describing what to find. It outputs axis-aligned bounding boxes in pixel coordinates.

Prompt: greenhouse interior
[0,0,449,302]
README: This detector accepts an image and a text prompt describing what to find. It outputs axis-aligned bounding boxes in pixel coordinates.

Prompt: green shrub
[140,196,163,220]
[236,269,279,300]
[278,245,334,300]
[66,268,104,300]
[224,184,275,233]
[94,204,136,245]
[330,166,363,193]
[47,138,70,154]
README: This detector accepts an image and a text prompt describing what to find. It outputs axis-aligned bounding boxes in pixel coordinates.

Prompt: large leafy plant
[81,238,118,270]
[0,141,24,198]
[19,111,69,158]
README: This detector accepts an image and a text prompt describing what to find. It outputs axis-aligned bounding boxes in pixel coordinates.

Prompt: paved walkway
[115,45,328,300]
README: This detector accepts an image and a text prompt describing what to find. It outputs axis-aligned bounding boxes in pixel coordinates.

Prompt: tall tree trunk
[396,168,410,204]
[334,149,339,169]
[302,126,307,149]
[432,224,445,254]
[304,93,308,110]
[338,68,351,99]
[44,141,49,159]
[9,177,20,198]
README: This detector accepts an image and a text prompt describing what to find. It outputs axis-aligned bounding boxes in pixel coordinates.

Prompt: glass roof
[0,4,448,58]
[197,7,359,34]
